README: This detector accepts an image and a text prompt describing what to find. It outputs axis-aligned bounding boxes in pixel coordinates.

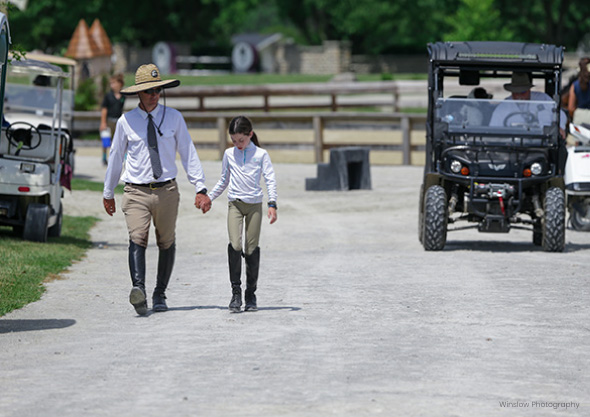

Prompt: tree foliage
[444,0,515,42]
[5,0,590,56]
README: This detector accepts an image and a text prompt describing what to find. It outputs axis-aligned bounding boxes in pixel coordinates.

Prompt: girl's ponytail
[250,131,261,147]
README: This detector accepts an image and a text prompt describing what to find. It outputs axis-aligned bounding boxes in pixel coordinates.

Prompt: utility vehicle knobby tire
[23,203,49,243]
[543,187,565,252]
[422,185,447,251]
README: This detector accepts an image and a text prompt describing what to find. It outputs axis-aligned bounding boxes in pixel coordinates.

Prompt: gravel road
[1,153,589,417]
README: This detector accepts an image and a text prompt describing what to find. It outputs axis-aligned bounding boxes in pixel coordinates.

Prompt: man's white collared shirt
[103,104,206,199]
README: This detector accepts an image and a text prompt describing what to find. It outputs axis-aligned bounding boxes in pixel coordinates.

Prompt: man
[489,72,565,132]
[489,71,568,173]
[103,63,211,315]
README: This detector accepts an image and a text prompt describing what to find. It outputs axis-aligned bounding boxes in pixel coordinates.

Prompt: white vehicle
[565,122,590,230]
[0,18,74,242]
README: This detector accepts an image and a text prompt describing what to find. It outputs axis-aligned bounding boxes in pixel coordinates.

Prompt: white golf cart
[0,25,74,242]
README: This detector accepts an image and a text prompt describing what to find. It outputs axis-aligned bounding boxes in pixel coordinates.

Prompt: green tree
[5,0,590,57]
[444,0,515,42]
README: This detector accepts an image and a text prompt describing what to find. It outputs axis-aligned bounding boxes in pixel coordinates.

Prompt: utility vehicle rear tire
[543,187,565,252]
[422,185,447,251]
[23,203,49,243]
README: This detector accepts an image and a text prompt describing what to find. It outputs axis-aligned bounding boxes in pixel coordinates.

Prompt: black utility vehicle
[418,41,567,251]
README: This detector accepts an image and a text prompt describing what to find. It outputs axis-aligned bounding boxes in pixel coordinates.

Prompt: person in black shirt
[100,73,125,165]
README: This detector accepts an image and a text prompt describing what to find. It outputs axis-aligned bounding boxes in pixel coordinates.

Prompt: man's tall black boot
[128,240,148,315]
[153,242,175,312]
[228,244,242,312]
[244,247,260,312]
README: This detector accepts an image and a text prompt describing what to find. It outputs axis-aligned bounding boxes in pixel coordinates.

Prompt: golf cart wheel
[48,204,63,238]
[570,201,590,231]
[23,203,49,243]
[542,187,565,252]
[422,185,448,251]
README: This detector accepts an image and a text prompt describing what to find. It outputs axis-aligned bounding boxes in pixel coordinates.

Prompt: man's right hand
[103,198,116,216]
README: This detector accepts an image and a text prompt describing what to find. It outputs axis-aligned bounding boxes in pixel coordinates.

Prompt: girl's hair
[229,116,261,147]
[579,57,590,91]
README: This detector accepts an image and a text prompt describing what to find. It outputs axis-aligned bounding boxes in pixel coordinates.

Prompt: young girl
[208,116,278,312]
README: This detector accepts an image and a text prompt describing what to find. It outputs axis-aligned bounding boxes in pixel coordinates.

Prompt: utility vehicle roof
[428,41,563,67]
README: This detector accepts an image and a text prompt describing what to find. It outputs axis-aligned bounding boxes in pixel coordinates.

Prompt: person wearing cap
[489,72,566,132]
[103,63,211,315]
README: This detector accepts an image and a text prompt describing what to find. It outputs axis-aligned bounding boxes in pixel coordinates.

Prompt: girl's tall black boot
[228,244,242,312]
[244,247,260,311]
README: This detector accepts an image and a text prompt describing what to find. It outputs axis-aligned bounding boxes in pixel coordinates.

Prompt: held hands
[195,193,212,214]
[103,198,116,216]
[268,207,277,224]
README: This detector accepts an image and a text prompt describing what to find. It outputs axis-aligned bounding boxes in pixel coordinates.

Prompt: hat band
[135,79,162,85]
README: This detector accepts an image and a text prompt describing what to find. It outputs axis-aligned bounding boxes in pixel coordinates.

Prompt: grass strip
[0,215,98,316]
[71,178,123,194]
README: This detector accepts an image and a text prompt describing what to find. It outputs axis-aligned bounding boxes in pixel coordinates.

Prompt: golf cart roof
[428,41,564,68]
[23,52,76,68]
[9,57,70,78]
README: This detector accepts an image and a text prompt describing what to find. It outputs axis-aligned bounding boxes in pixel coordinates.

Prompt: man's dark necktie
[147,114,162,179]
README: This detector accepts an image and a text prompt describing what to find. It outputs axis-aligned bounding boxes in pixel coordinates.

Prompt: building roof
[65,19,102,59]
[89,19,112,56]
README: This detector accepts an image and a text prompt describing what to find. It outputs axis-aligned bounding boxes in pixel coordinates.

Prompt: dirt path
[1,153,589,416]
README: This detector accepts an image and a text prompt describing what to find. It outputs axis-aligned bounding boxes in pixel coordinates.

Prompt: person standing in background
[100,73,125,166]
[567,57,590,126]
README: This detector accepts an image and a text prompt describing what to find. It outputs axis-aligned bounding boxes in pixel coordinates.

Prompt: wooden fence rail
[74,111,427,165]
[163,81,403,112]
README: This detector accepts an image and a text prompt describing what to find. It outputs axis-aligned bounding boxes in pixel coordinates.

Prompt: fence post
[393,84,399,113]
[331,94,337,111]
[217,117,227,159]
[313,116,324,163]
[263,94,270,112]
[401,116,411,165]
